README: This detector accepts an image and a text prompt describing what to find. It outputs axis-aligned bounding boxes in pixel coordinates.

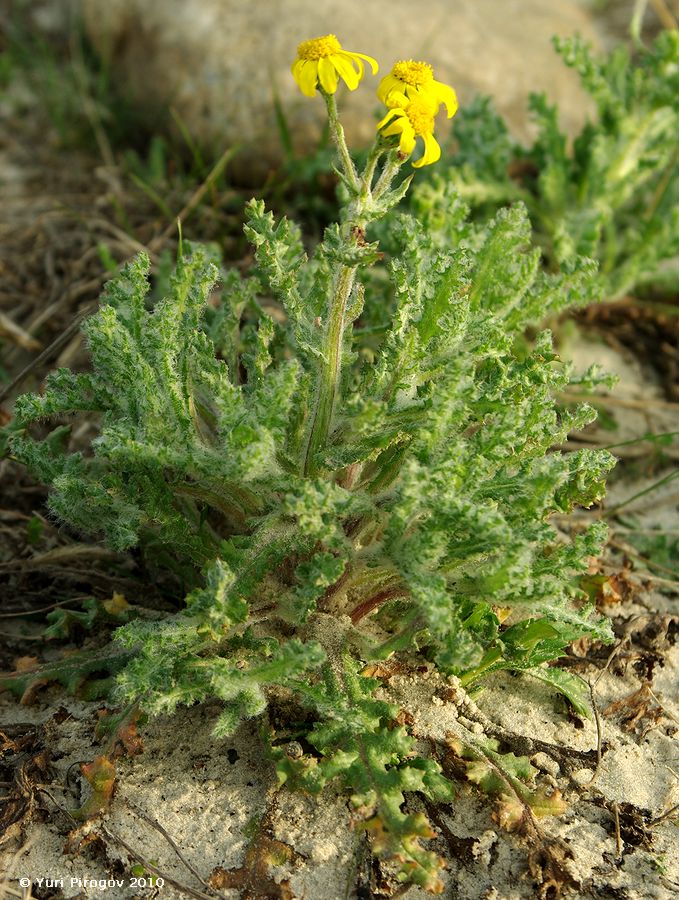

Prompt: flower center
[392,60,434,87]
[297,34,342,60]
[405,98,435,136]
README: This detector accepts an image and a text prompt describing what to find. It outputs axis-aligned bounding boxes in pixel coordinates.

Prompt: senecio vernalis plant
[9,35,616,891]
[435,32,679,300]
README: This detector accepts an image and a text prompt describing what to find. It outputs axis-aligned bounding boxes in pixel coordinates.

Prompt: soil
[1,9,679,900]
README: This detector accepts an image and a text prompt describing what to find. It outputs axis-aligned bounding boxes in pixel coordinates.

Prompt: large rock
[81,0,601,177]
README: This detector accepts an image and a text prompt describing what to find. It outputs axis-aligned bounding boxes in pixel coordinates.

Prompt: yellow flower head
[292,34,378,97]
[377,92,441,168]
[378,59,458,118]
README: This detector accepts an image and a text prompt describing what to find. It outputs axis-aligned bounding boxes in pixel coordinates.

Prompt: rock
[80,0,602,177]
[572,767,595,787]
[530,751,561,777]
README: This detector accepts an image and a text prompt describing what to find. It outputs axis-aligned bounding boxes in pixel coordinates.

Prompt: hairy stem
[301,107,401,476]
[301,262,358,475]
[322,90,359,191]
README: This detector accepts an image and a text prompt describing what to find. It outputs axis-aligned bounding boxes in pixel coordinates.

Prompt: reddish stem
[350,586,408,624]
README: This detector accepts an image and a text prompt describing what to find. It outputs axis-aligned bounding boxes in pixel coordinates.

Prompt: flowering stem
[372,150,405,199]
[301,262,356,475]
[360,141,386,196]
[322,90,359,191]
[301,130,403,476]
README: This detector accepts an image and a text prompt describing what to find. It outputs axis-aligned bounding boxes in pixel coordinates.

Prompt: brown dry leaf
[393,708,415,727]
[493,792,525,831]
[73,756,116,821]
[527,835,578,899]
[96,707,144,758]
[0,746,50,849]
[102,591,131,616]
[361,663,394,679]
[9,658,48,706]
[582,558,642,610]
[569,636,594,658]
[12,656,40,672]
[208,834,298,899]
[602,683,664,736]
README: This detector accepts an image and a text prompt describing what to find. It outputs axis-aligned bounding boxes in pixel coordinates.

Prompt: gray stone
[81,0,602,177]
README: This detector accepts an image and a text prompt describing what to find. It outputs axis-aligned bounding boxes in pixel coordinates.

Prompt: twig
[0,312,41,351]
[586,679,604,787]
[0,597,91,619]
[648,802,679,827]
[560,392,679,412]
[647,686,679,727]
[0,303,96,405]
[123,798,220,896]
[0,836,37,900]
[612,802,622,858]
[594,614,652,687]
[604,470,679,519]
[650,0,679,29]
[98,825,217,900]
[37,786,216,900]
[608,537,679,582]
[148,146,237,253]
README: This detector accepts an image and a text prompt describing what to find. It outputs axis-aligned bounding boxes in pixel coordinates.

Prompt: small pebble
[572,767,594,787]
[531,752,560,777]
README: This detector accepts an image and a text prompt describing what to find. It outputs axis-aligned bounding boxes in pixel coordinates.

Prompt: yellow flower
[292,34,378,97]
[377,92,441,168]
[377,60,458,118]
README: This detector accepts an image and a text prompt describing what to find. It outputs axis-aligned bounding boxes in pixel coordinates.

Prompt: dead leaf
[12,656,40,672]
[73,756,116,820]
[102,591,131,616]
[208,835,299,898]
[96,707,144,757]
[527,835,578,899]
[0,310,41,350]
[602,683,664,736]
[493,792,525,831]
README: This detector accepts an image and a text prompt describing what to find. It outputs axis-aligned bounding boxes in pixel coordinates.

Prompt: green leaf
[525,666,591,719]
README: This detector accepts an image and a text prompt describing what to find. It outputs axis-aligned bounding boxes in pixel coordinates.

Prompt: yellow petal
[347,51,379,74]
[318,56,339,93]
[399,127,417,155]
[381,120,405,139]
[377,108,400,131]
[332,54,360,91]
[379,110,408,135]
[434,80,459,118]
[413,131,441,168]
[297,60,319,97]
[376,75,389,104]
[385,89,410,110]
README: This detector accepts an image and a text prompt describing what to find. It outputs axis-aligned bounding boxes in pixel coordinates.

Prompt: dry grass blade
[99,825,218,900]
[123,798,221,896]
[650,0,679,29]
[0,304,96,405]
[0,314,41,352]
